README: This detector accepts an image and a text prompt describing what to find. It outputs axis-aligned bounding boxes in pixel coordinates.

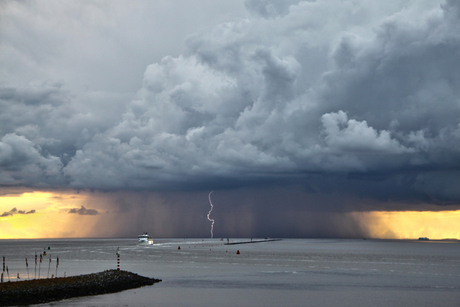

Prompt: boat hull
[138,234,154,245]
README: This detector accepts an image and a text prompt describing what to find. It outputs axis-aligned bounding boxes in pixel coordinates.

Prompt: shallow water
[1,238,459,306]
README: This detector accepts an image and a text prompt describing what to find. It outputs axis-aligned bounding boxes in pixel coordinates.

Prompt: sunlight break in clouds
[356,211,460,240]
[0,191,100,239]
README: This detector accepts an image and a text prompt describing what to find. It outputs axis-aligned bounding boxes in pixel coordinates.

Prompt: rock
[0,269,161,306]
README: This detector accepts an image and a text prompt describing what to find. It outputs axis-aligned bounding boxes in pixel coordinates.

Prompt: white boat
[138,232,154,245]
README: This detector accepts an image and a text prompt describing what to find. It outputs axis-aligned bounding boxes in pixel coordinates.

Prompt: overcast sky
[1,0,459,238]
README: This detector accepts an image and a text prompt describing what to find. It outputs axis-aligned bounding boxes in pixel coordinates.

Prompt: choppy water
[1,238,459,306]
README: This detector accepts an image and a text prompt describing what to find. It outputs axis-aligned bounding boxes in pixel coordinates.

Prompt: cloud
[245,0,304,18]
[0,0,459,213]
[1,207,36,217]
[0,133,64,186]
[0,0,246,94]
[68,206,99,216]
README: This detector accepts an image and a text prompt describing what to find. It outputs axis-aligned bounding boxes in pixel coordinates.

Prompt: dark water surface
[1,238,459,306]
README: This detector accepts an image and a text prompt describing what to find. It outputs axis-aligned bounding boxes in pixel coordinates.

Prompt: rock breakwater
[0,269,161,306]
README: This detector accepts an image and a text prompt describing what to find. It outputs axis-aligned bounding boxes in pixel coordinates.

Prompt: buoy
[236,250,240,254]
[178,246,181,250]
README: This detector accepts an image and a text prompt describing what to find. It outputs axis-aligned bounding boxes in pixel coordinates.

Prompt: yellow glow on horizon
[0,190,101,239]
[355,210,460,240]
[2,190,460,240]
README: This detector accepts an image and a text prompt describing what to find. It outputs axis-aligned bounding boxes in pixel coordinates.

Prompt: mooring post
[116,248,120,271]
[34,254,37,279]
[25,258,29,280]
[38,254,42,279]
[55,256,59,278]
[47,255,51,279]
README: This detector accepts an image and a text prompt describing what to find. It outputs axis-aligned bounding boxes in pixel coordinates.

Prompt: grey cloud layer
[1,0,459,208]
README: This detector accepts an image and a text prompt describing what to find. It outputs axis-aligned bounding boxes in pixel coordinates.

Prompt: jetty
[225,238,282,245]
[0,269,161,306]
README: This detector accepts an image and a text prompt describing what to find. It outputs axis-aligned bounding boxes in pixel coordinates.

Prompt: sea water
[1,238,459,306]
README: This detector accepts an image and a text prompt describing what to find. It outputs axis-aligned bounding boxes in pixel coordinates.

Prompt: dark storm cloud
[68,206,99,216]
[1,0,459,214]
[1,207,36,217]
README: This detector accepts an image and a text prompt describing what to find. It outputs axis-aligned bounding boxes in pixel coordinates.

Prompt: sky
[1,0,460,239]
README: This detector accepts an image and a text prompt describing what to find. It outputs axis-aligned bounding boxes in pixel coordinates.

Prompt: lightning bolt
[207,191,215,238]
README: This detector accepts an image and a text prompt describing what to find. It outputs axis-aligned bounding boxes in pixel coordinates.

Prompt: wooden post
[38,254,42,279]
[55,257,59,278]
[116,248,120,271]
[25,258,29,280]
[47,255,51,279]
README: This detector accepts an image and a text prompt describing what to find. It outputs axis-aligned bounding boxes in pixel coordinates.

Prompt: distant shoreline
[0,269,161,306]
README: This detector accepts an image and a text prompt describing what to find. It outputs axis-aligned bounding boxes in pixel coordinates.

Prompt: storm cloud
[1,208,36,217]
[1,0,459,237]
[68,206,99,216]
